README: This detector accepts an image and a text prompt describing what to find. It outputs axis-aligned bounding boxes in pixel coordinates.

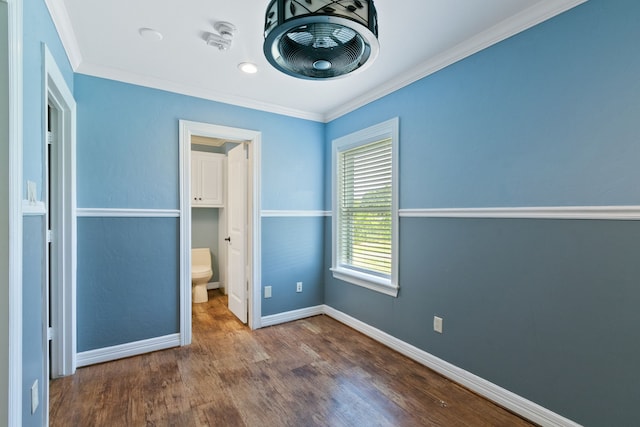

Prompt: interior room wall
[21,218,44,422]
[74,73,325,351]
[324,1,640,425]
[21,0,74,425]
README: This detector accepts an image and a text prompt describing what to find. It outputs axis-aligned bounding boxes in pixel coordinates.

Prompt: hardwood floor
[50,290,535,426]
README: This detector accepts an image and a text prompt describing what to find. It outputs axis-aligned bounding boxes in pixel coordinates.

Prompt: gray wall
[22,218,44,424]
[325,0,640,425]
[77,217,180,351]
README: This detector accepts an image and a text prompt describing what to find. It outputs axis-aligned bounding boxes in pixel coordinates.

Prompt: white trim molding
[324,0,588,121]
[76,64,324,122]
[43,0,82,69]
[44,43,78,381]
[76,334,180,367]
[44,0,586,123]
[261,210,330,217]
[323,306,582,427]
[261,305,324,328]
[77,208,180,218]
[259,303,582,425]
[400,206,640,221]
[22,199,46,215]
[6,0,23,423]
[331,267,399,298]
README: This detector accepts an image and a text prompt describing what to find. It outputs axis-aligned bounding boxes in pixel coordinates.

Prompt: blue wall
[262,217,325,315]
[22,0,73,425]
[74,74,325,350]
[325,0,640,425]
[75,75,325,211]
[24,0,640,425]
[23,0,73,197]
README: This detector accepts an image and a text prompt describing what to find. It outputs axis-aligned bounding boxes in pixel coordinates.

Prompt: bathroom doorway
[179,120,262,346]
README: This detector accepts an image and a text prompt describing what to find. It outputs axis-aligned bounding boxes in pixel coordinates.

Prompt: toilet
[191,248,213,303]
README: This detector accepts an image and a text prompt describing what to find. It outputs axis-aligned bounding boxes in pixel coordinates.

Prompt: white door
[226,144,247,323]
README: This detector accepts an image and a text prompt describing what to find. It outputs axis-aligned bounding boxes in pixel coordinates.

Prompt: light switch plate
[433,316,443,334]
[31,379,39,414]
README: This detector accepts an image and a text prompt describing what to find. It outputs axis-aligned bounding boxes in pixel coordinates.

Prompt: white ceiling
[48,0,585,122]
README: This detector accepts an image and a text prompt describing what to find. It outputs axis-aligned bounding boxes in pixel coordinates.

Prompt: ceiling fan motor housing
[264,0,379,79]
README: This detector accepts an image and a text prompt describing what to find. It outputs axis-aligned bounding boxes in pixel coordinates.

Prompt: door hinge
[47,131,54,145]
[46,229,53,243]
[47,327,54,341]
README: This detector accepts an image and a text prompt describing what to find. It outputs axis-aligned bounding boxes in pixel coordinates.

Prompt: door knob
[224,237,231,242]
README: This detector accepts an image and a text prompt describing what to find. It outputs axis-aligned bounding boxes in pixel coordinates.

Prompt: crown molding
[43,0,586,123]
[323,0,588,122]
[44,0,82,69]
[75,62,325,122]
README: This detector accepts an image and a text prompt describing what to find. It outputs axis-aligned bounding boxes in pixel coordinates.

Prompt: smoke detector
[206,22,237,51]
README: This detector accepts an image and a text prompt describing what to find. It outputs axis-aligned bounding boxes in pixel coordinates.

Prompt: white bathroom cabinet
[191,151,224,207]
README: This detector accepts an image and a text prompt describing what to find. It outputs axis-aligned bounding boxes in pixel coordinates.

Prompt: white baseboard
[72,305,579,426]
[206,281,220,290]
[260,305,325,327]
[323,305,581,427]
[76,333,181,367]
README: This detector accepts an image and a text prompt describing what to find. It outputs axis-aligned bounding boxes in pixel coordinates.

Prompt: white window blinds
[337,137,392,278]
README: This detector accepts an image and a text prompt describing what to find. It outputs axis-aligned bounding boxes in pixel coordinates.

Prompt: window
[331,118,399,297]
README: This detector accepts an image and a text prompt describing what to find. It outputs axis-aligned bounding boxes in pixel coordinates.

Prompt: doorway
[43,45,77,425]
[179,120,262,346]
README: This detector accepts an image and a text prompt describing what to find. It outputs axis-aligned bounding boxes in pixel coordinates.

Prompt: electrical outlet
[433,316,443,334]
[296,282,303,293]
[264,286,272,298]
[31,379,39,414]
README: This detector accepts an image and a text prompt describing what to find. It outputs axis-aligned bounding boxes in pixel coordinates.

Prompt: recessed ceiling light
[238,62,258,74]
[139,28,163,42]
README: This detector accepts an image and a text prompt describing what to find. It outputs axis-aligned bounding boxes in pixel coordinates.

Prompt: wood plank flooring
[50,290,535,426]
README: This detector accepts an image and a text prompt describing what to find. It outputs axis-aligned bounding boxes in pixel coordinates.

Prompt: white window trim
[331,117,399,297]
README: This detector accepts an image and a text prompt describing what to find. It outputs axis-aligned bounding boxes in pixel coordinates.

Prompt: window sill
[330,267,399,297]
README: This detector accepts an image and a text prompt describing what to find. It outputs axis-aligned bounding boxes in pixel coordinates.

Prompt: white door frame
[43,43,77,387]
[179,120,262,345]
